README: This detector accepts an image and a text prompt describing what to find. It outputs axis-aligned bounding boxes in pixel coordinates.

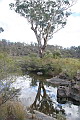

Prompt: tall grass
[0,101,27,120]
[19,56,80,78]
[0,52,80,79]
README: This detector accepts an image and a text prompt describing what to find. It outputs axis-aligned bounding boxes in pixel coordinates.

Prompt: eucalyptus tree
[10,0,77,57]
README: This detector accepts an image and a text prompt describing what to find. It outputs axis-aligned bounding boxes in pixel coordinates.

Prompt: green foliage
[10,0,72,41]
[1,39,80,59]
[9,0,76,57]
[19,56,80,78]
[55,58,80,78]
[0,52,22,79]
[44,50,53,58]
[0,50,80,79]
[29,53,38,57]
[53,51,62,58]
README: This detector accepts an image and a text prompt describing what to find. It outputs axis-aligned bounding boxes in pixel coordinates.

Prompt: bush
[1,54,79,79]
[22,57,80,78]
[0,101,26,120]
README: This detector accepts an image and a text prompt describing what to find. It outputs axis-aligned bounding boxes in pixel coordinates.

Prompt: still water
[10,74,80,120]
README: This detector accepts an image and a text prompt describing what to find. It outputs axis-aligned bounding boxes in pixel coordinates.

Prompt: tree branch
[62,0,78,11]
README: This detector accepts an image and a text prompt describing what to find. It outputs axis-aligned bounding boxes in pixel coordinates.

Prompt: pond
[2,73,80,120]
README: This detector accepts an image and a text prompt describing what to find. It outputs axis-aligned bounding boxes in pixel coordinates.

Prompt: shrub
[0,101,26,120]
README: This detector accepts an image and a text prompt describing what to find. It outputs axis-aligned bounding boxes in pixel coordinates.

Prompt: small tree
[10,0,77,58]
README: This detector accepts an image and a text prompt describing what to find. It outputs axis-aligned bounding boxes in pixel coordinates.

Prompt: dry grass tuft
[0,100,27,120]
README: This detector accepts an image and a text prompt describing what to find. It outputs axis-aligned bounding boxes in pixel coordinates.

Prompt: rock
[46,77,70,86]
[57,86,70,98]
[26,110,56,120]
[70,84,80,102]
[74,70,80,81]
[59,72,69,79]
[57,83,80,103]
[74,76,80,81]
[37,72,43,75]
[34,110,56,120]
[27,112,36,119]
[46,73,80,103]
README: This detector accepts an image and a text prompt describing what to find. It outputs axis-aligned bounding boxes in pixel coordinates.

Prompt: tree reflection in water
[30,81,63,117]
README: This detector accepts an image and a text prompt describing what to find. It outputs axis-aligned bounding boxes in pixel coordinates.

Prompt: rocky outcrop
[34,110,56,120]
[57,86,70,98]
[27,110,56,120]
[46,77,70,86]
[47,71,80,103]
[59,72,69,79]
[57,86,71,103]
[74,70,80,81]
[57,82,80,103]
[70,84,80,102]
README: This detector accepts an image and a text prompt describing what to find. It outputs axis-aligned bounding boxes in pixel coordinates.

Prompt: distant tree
[10,0,77,57]
[0,27,4,33]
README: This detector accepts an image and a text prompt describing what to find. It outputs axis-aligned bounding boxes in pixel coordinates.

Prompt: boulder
[47,77,70,86]
[57,86,70,98]
[70,84,80,102]
[59,72,69,79]
[57,83,80,103]
[37,72,43,75]
[74,70,80,81]
[34,110,56,120]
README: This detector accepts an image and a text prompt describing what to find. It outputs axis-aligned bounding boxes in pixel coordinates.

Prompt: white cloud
[0,0,37,43]
[71,0,80,12]
[48,0,80,47]
[0,0,80,47]
[48,14,80,47]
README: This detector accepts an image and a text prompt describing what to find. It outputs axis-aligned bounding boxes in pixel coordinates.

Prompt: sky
[0,0,80,48]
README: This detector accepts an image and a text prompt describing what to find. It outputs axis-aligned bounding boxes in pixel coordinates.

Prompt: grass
[0,52,80,79]
[18,56,80,79]
[0,100,27,120]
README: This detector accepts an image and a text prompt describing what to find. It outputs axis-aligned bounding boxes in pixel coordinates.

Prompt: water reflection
[10,74,80,120]
[63,103,80,120]
[30,81,56,116]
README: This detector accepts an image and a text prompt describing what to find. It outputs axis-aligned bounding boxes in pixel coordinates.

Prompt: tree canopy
[10,0,77,57]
